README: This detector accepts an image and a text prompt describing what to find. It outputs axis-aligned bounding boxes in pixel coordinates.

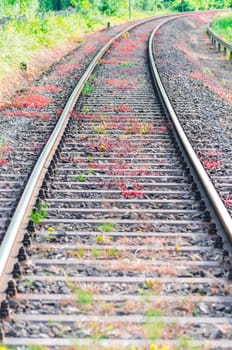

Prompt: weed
[144,319,165,341]
[91,248,102,257]
[12,94,52,108]
[29,200,48,225]
[26,346,49,350]
[23,278,35,288]
[211,14,232,43]
[106,248,119,257]
[92,126,106,134]
[69,247,85,258]
[73,173,86,182]
[76,247,85,258]
[223,194,231,206]
[82,106,89,115]
[202,159,220,170]
[120,61,133,67]
[143,279,154,290]
[202,66,212,75]
[96,235,104,243]
[2,110,51,120]
[192,308,199,317]
[90,73,97,80]
[87,168,94,174]
[82,80,93,95]
[74,288,93,305]
[27,346,49,350]
[146,309,163,317]
[97,222,114,233]
[176,336,201,350]
[0,136,10,153]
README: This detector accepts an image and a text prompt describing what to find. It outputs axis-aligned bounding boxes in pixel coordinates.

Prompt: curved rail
[149,20,232,247]
[207,26,232,62]
[0,14,180,297]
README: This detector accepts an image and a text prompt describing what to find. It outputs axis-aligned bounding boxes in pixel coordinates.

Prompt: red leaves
[223,195,231,206]
[104,78,135,90]
[117,182,144,199]
[0,137,10,167]
[0,158,8,166]
[2,110,51,120]
[202,159,220,170]
[115,104,132,113]
[12,94,52,108]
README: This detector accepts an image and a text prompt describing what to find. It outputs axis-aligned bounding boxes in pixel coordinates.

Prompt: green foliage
[169,0,231,11]
[29,200,48,225]
[98,0,121,15]
[74,174,86,182]
[172,0,195,11]
[211,14,232,42]
[74,288,93,305]
[97,222,114,232]
[82,80,93,95]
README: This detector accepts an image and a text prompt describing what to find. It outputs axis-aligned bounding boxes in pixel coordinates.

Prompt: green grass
[211,14,232,43]
[0,7,169,104]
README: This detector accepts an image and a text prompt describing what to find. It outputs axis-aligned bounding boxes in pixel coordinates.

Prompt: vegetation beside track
[211,13,232,43]
[0,9,159,105]
[0,0,231,104]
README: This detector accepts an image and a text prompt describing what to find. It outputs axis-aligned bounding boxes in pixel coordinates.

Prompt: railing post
[223,47,227,56]
[218,42,221,52]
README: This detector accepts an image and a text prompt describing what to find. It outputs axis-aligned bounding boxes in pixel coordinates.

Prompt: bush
[172,1,195,11]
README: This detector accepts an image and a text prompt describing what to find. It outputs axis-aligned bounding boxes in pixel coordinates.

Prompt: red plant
[2,110,51,120]
[117,38,138,56]
[157,126,168,133]
[12,94,52,108]
[117,181,144,198]
[202,159,220,170]
[29,85,61,93]
[223,195,231,206]
[81,44,96,55]
[57,62,79,72]
[99,58,122,65]
[115,104,132,113]
[197,149,219,157]
[189,71,204,80]
[0,158,8,166]
[0,137,10,166]
[104,78,135,90]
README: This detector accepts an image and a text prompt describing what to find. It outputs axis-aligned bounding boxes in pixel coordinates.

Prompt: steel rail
[0,14,180,298]
[149,19,232,246]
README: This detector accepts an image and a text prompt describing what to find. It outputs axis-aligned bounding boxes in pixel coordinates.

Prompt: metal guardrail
[207,26,232,62]
[0,15,26,30]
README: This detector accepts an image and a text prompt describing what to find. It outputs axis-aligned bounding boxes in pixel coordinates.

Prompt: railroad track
[0,13,232,349]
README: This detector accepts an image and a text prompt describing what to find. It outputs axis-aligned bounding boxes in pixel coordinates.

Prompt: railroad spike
[0,300,10,318]
[199,200,206,211]
[203,210,211,221]
[228,266,232,281]
[6,280,16,297]
[23,232,31,247]
[12,262,22,278]
[214,236,223,249]
[27,220,35,234]
[208,222,217,235]
[18,246,27,262]
[0,326,5,341]
[195,190,201,200]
